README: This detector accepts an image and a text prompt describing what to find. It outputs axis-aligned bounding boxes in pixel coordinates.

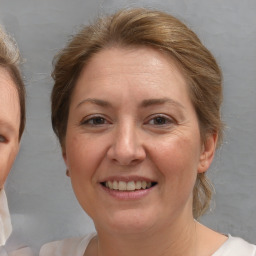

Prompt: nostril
[106,129,146,165]
[108,146,146,164]
[111,157,143,166]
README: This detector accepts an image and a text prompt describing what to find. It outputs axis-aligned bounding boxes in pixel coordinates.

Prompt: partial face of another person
[0,68,20,189]
[64,47,216,234]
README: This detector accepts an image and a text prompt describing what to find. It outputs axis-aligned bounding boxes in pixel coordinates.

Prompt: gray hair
[0,25,26,139]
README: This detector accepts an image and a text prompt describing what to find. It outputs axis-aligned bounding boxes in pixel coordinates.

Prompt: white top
[0,190,34,256]
[0,190,12,247]
[40,233,256,256]
[0,246,34,256]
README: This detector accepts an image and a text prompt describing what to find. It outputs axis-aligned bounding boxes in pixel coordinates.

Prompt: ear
[198,133,218,173]
[62,147,70,177]
[62,146,67,164]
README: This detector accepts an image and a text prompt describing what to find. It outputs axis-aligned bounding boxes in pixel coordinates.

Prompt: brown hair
[51,8,223,218]
[0,26,25,139]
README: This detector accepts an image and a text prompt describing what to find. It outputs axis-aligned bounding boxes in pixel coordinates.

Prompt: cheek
[65,134,106,180]
[151,135,201,184]
[65,134,108,217]
[0,148,18,188]
[0,167,11,188]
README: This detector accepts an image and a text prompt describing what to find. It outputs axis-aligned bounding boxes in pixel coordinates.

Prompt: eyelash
[146,114,175,126]
[0,135,7,143]
[80,114,175,127]
[80,115,110,126]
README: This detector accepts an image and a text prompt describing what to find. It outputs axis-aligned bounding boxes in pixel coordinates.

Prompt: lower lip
[100,184,154,200]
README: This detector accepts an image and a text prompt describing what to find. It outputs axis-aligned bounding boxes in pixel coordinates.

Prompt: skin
[63,47,226,256]
[0,67,20,189]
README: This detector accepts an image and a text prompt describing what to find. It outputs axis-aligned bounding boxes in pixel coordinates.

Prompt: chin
[95,209,158,235]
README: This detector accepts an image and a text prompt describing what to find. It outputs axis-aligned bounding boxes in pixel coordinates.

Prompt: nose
[107,122,146,166]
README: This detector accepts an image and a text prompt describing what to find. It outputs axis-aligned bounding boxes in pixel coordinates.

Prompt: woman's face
[0,68,20,189]
[64,47,216,234]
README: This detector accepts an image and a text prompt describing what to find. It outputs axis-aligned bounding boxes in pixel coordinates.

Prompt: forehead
[0,67,19,99]
[0,67,20,134]
[82,46,185,79]
[73,46,189,101]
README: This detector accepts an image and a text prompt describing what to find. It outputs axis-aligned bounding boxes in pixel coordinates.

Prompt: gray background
[0,0,255,254]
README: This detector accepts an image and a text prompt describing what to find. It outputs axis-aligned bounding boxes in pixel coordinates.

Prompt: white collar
[0,189,12,246]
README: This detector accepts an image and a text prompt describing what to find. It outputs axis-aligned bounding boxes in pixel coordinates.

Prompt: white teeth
[107,181,113,189]
[113,180,118,190]
[104,180,154,191]
[141,181,147,189]
[135,181,142,189]
[127,181,135,191]
[119,181,127,190]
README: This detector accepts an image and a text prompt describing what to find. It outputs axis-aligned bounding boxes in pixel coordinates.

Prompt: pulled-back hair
[51,8,223,218]
[0,26,25,139]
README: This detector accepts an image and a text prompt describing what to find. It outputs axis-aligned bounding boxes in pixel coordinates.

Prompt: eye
[0,135,7,143]
[147,114,174,126]
[81,115,109,126]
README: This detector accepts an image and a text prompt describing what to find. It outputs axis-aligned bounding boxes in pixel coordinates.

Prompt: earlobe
[62,148,68,168]
[62,149,71,177]
[198,133,218,173]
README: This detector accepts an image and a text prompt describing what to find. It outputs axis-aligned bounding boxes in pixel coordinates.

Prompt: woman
[0,26,33,256]
[40,8,256,256]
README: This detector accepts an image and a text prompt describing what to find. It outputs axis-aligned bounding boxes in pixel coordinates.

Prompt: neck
[94,216,197,256]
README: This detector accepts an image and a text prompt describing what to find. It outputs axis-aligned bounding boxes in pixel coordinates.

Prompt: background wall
[0,0,255,253]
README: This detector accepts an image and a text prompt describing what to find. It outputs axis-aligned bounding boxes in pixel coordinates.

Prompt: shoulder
[8,247,34,256]
[213,235,256,256]
[0,246,34,256]
[39,233,96,256]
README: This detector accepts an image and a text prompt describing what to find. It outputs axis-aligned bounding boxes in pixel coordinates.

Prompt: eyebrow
[76,98,112,109]
[0,120,16,134]
[76,97,185,110]
[140,98,185,109]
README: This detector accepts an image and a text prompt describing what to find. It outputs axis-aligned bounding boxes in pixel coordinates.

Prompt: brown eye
[148,115,174,126]
[0,135,7,143]
[153,117,168,125]
[91,117,106,125]
[81,116,108,126]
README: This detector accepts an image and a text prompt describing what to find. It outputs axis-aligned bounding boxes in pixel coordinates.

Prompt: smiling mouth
[101,180,157,191]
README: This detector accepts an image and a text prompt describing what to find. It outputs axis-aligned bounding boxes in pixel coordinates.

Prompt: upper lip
[99,176,156,183]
